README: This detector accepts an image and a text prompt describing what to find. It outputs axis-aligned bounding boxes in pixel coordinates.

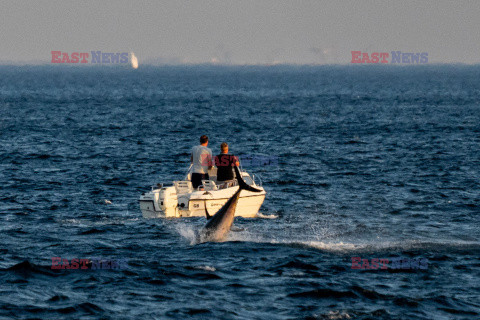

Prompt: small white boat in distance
[139,166,266,218]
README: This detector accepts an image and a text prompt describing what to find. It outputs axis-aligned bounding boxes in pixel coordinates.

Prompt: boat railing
[252,173,263,187]
[185,164,262,191]
[184,163,193,181]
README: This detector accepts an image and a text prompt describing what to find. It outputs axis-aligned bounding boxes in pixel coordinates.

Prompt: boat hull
[187,193,266,218]
[139,186,266,218]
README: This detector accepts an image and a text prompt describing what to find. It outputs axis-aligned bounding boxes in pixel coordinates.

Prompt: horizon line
[1,61,479,67]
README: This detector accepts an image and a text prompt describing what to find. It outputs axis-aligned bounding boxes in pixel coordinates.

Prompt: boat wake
[233,236,480,254]
[295,238,480,254]
[171,216,480,255]
[174,224,480,254]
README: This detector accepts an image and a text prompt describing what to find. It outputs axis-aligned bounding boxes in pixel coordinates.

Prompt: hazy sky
[1,0,479,64]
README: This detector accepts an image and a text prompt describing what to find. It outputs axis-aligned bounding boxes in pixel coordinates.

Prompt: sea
[0,64,479,319]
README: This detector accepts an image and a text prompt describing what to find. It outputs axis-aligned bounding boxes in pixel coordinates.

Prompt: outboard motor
[157,186,178,217]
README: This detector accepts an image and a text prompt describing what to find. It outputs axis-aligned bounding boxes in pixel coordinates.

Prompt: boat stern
[139,186,178,218]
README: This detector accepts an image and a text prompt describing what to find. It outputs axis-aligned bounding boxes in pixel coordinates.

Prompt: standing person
[190,135,213,189]
[214,142,240,184]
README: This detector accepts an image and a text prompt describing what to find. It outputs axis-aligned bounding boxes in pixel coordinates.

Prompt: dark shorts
[191,173,209,189]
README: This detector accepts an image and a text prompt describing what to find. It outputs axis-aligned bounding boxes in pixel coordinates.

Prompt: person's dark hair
[221,142,228,151]
[200,135,209,144]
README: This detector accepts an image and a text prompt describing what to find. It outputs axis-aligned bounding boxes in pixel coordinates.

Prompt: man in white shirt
[190,135,213,188]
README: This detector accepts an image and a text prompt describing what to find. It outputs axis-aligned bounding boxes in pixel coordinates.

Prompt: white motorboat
[139,166,266,218]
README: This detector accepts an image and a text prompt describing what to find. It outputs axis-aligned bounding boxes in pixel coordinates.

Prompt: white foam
[322,311,352,319]
[174,222,198,245]
[194,265,216,272]
[256,212,278,219]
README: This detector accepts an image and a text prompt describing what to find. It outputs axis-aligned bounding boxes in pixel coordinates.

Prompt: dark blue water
[1,65,479,319]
